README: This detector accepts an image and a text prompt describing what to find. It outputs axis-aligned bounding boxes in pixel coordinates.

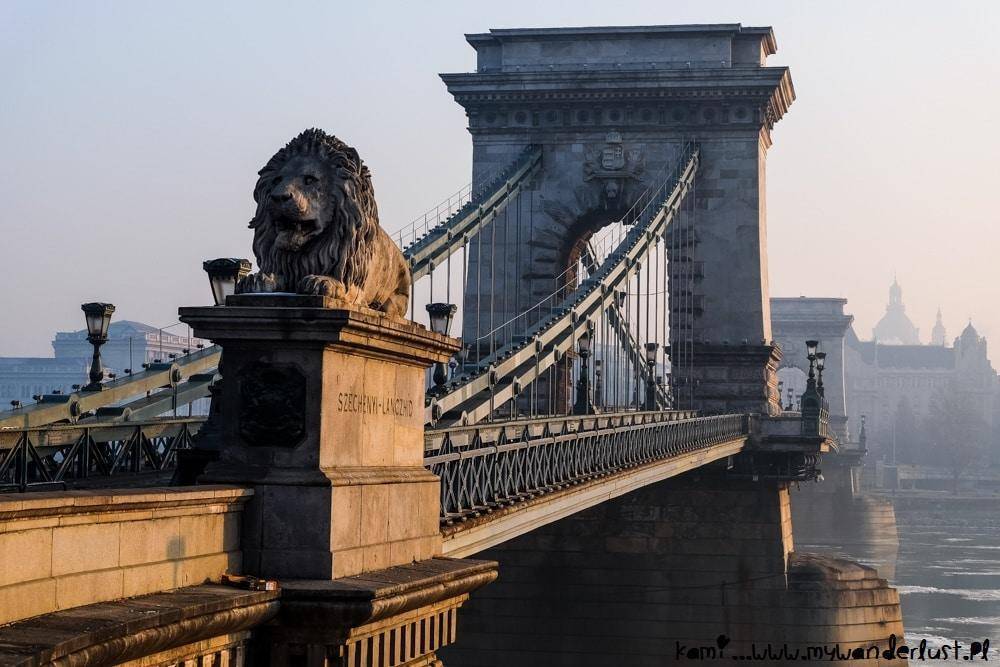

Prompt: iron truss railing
[5,410,751,512]
[0,418,202,491]
[424,411,749,524]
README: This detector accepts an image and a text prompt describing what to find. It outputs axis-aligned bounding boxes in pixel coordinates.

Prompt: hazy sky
[1,1,997,356]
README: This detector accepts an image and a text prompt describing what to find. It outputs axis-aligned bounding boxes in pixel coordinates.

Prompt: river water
[800,493,1000,665]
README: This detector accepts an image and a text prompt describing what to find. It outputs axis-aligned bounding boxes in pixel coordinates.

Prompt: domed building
[872,278,920,345]
[773,282,1000,478]
[844,285,1000,471]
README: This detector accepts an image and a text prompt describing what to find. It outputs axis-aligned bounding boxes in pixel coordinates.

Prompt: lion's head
[249,128,379,291]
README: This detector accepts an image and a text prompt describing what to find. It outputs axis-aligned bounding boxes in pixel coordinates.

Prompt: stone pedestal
[179,295,460,580]
[673,342,782,415]
[256,558,497,666]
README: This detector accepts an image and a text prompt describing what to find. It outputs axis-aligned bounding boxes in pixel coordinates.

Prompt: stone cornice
[180,298,461,366]
[276,557,498,631]
[0,485,251,521]
[442,67,794,130]
[465,24,777,57]
[0,584,279,666]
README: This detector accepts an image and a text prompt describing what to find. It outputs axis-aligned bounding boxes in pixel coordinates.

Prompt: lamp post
[644,342,659,411]
[458,344,470,375]
[806,340,819,381]
[594,359,603,409]
[172,259,248,485]
[800,340,825,436]
[81,302,115,391]
[815,352,827,396]
[573,322,595,415]
[786,386,794,411]
[203,258,252,306]
[426,303,457,388]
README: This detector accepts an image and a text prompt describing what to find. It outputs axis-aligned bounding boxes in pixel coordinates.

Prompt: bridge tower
[443,25,794,415]
[771,297,854,441]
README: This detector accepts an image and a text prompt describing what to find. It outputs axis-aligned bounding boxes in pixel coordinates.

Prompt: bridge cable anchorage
[406,143,701,427]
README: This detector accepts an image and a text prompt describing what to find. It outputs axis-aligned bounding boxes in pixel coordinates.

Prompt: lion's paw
[237,272,279,294]
[299,275,348,299]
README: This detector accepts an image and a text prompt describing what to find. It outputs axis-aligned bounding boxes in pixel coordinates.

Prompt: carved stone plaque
[238,363,306,448]
[583,131,645,209]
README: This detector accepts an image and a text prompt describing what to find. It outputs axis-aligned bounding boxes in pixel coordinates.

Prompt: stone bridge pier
[442,466,904,667]
[772,298,901,580]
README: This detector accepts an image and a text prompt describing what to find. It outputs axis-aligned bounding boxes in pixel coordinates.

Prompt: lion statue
[236,128,410,318]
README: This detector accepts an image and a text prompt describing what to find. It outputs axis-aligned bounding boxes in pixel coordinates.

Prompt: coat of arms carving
[238,362,307,448]
[583,131,645,209]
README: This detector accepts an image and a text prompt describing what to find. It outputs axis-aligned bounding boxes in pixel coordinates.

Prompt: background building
[844,283,999,469]
[773,283,1000,471]
[0,321,204,407]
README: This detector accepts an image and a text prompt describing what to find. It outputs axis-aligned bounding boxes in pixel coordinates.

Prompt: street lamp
[426,303,457,388]
[81,302,115,391]
[458,344,470,375]
[203,258,252,306]
[594,359,603,408]
[815,352,827,396]
[799,340,826,435]
[573,322,595,415]
[805,339,819,383]
[644,342,659,410]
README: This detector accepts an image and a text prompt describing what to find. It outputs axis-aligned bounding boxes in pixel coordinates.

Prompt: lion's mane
[250,128,379,292]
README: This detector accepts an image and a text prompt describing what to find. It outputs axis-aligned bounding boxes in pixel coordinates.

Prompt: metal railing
[4,409,752,524]
[424,411,749,523]
[0,418,202,491]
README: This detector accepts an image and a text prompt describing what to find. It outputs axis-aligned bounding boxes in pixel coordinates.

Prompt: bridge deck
[440,435,745,557]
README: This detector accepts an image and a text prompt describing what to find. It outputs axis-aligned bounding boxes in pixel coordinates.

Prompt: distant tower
[872,277,920,345]
[930,308,947,346]
[888,278,902,308]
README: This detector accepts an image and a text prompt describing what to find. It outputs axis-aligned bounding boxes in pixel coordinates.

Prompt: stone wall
[443,470,904,666]
[0,486,249,625]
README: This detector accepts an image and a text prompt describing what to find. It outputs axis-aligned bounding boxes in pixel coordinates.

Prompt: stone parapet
[0,486,249,626]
